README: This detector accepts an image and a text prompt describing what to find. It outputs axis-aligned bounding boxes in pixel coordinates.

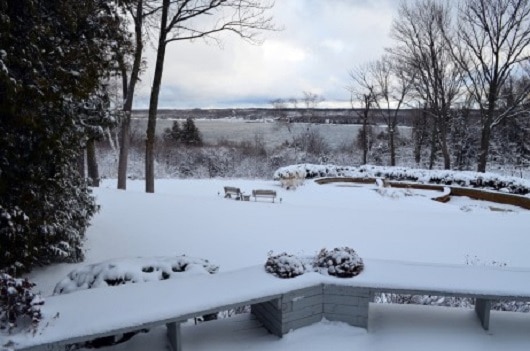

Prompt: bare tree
[145,0,276,193]
[301,91,324,122]
[368,56,413,166]
[389,0,463,169]
[447,0,530,172]
[348,64,377,165]
[116,0,161,190]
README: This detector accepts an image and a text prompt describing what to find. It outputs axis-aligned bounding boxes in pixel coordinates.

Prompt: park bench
[7,260,530,351]
[224,186,243,200]
[252,189,277,202]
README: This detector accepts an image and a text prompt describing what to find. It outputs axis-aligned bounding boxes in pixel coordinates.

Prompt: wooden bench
[252,189,277,202]
[224,186,243,200]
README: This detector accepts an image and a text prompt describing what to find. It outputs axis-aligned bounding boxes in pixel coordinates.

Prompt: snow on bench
[7,259,530,351]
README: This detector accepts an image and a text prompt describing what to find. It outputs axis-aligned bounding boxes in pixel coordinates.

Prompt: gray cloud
[134,1,398,109]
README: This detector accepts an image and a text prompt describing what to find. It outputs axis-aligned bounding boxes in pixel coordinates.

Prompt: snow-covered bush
[265,252,306,279]
[273,164,530,195]
[0,273,44,332]
[315,247,364,278]
[265,248,365,279]
[54,256,219,295]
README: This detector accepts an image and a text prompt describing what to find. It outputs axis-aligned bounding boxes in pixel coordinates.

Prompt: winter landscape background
[18,175,530,351]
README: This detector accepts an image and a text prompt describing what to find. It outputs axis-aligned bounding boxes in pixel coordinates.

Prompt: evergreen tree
[163,120,182,143]
[180,118,203,146]
[0,0,124,274]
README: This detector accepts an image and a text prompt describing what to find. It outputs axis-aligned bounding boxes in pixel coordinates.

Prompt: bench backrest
[252,190,276,196]
[224,186,241,194]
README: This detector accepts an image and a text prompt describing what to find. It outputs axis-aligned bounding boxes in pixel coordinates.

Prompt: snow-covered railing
[7,260,530,351]
[274,164,530,195]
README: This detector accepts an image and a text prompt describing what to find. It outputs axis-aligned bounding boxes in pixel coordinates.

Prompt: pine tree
[0,0,125,274]
[163,120,182,143]
[181,118,203,146]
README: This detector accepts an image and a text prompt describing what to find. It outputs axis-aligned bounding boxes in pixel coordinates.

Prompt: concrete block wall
[280,285,324,334]
[252,284,372,337]
[323,285,371,328]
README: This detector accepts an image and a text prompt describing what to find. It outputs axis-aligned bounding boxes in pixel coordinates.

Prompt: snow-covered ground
[18,177,530,350]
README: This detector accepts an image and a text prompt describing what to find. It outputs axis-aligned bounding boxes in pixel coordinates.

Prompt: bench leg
[166,322,182,351]
[475,298,491,330]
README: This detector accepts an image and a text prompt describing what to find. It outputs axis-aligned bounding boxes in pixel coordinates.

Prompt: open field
[130,118,411,150]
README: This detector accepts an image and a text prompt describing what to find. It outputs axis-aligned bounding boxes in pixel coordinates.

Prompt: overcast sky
[133,1,399,109]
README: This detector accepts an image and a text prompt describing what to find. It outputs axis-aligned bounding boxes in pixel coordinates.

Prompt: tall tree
[389,0,463,169]
[116,0,158,190]
[356,56,413,166]
[448,0,530,172]
[0,0,124,273]
[145,0,275,193]
[348,64,377,165]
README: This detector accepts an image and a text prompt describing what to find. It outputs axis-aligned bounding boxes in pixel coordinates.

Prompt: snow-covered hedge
[265,247,364,279]
[273,164,530,195]
[0,273,44,332]
[54,256,219,295]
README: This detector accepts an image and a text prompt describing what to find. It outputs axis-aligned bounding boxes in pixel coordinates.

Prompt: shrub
[54,256,219,295]
[0,273,44,332]
[315,247,364,278]
[265,252,306,279]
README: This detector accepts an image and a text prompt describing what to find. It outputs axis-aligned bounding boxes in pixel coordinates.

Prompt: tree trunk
[389,123,396,166]
[117,0,144,190]
[145,0,169,193]
[362,115,368,165]
[477,119,492,173]
[86,139,100,187]
[117,112,131,189]
[439,117,451,170]
[428,117,438,170]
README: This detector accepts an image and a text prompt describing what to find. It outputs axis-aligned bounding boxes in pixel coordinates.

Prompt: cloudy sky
[133,1,399,109]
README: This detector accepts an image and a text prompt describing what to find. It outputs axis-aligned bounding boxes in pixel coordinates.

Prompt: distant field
[130,118,412,150]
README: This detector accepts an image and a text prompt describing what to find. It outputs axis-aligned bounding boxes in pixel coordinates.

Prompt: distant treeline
[132,108,480,126]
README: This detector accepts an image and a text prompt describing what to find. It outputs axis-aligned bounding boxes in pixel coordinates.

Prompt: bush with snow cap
[265,252,306,278]
[54,256,219,295]
[315,247,364,278]
[0,273,44,332]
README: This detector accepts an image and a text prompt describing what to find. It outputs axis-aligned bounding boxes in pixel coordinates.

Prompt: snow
[4,177,530,350]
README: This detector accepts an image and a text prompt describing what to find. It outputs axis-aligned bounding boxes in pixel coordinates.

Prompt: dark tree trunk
[477,118,492,173]
[477,96,496,173]
[389,122,396,166]
[86,139,100,187]
[428,117,438,170]
[145,0,169,193]
[439,116,451,170]
[117,0,144,190]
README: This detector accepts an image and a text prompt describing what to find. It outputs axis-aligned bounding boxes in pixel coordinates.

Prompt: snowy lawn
[19,177,530,351]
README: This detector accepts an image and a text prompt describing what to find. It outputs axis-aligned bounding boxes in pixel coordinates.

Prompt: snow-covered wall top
[273,164,530,195]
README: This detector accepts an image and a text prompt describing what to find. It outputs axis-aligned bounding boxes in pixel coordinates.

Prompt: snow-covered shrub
[315,247,364,278]
[54,256,219,295]
[274,166,306,190]
[265,252,306,278]
[0,273,44,332]
[273,164,530,195]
